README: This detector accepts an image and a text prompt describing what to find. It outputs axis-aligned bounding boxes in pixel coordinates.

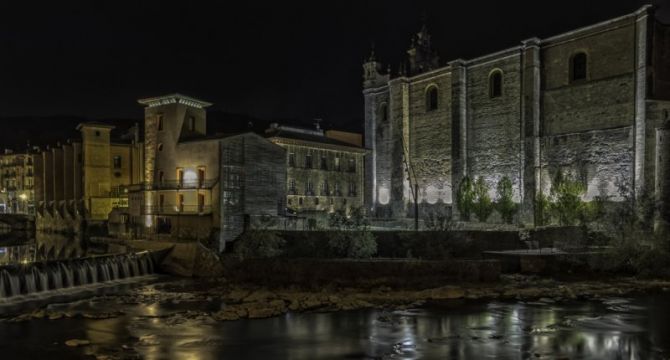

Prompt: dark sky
[0,0,668,130]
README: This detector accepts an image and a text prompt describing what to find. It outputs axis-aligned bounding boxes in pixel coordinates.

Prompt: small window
[288,153,295,167]
[158,115,164,131]
[379,103,389,122]
[489,70,503,98]
[571,52,587,82]
[334,157,341,171]
[299,197,303,205]
[189,116,196,131]
[348,159,356,173]
[320,156,328,170]
[95,131,101,137]
[426,86,438,111]
[113,156,122,169]
[305,154,312,169]
[315,197,319,206]
[158,143,163,152]
[158,170,164,183]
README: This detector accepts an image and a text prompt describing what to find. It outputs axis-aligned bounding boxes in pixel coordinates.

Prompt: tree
[456,176,475,221]
[550,170,586,226]
[495,176,518,224]
[472,177,494,222]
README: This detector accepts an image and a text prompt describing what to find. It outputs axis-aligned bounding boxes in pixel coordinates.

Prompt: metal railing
[128,179,218,191]
[141,205,212,215]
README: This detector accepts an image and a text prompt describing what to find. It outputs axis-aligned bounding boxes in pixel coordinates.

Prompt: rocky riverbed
[5,274,669,324]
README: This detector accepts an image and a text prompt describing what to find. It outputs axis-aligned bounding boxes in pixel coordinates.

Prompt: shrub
[472,177,494,222]
[495,176,518,224]
[456,176,475,221]
[550,170,586,226]
[535,192,551,226]
[232,230,286,259]
[326,231,377,259]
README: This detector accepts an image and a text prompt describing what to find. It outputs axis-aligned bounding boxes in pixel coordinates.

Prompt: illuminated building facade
[363,5,670,229]
[0,149,36,215]
[265,124,366,221]
[35,123,143,232]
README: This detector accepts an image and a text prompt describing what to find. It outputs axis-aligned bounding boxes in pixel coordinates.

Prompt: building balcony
[141,205,212,215]
[129,179,218,191]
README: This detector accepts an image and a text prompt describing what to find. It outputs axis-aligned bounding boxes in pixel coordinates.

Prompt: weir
[0,252,155,299]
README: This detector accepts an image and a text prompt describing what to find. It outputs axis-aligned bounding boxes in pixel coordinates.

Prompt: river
[0,276,668,359]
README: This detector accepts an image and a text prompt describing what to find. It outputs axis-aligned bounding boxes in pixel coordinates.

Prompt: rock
[245,300,287,319]
[426,286,465,300]
[225,289,251,303]
[65,339,91,347]
[243,290,277,303]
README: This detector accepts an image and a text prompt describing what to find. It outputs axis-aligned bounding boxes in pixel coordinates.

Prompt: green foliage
[495,176,518,224]
[423,208,453,231]
[549,170,586,226]
[472,177,494,222]
[534,192,551,226]
[327,230,377,259]
[327,206,377,258]
[328,206,369,230]
[456,176,475,221]
[233,230,286,259]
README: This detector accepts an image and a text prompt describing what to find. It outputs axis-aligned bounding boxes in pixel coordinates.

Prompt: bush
[456,176,475,221]
[472,177,494,222]
[550,170,586,226]
[327,231,377,259]
[495,176,518,224]
[232,230,286,259]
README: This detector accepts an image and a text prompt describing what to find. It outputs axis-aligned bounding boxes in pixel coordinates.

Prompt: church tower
[362,48,389,89]
[406,24,439,75]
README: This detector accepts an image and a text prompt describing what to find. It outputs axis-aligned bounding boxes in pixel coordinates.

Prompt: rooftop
[137,93,213,109]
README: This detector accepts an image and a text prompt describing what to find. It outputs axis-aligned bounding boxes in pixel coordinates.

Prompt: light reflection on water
[0,288,668,359]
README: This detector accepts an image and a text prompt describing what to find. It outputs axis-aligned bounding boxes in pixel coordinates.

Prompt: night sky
[0,0,668,143]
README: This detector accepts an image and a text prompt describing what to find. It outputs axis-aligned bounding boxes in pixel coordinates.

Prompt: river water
[0,277,668,359]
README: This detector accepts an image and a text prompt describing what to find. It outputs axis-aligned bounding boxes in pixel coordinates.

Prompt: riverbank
[4,274,669,324]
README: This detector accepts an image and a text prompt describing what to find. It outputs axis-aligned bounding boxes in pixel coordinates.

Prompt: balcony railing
[141,205,212,215]
[129,179,218,191]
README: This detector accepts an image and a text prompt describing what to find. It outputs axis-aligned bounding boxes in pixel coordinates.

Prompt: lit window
[113,156,122,169]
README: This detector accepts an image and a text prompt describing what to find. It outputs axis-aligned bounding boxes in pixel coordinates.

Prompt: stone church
[363,5,670,229]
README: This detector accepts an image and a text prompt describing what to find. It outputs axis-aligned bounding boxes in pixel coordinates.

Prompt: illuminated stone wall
[364,6,669,226]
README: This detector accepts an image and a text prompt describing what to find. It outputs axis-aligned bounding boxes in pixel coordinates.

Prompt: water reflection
[0,288,668,359]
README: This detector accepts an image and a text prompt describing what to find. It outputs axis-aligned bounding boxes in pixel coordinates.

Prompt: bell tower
[406,24,440,75]
[362,47,389,89]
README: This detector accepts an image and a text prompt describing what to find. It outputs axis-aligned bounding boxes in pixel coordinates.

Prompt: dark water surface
[0,279,669,359]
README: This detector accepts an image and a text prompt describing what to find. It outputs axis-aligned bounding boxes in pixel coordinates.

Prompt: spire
[362,42,389,89]
[406,17,440,76]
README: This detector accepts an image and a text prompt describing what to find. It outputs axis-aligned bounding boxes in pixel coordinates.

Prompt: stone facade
[265,124,366,223]
[363,5,670,228]
[33,123,143,232]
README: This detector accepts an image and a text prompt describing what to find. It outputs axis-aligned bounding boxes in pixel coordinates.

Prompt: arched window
[379,103,388,122]
[489,70,503,98]
[571,52,587,82]
[426,86,438,111]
